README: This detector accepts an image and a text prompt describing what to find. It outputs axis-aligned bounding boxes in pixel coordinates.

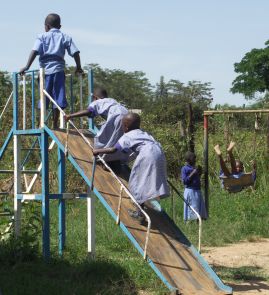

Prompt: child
[19,13,83,129]
[93,113,170,222]
[181,151,207,221]
[214,141,256,192]
[65,88,128,165]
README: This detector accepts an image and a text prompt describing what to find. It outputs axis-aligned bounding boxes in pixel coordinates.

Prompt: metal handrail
[41,77,152,260]
[168,180,202,252]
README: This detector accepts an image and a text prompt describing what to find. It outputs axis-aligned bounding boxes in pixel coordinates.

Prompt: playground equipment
[203,109,269,212]
[0,69,233,294]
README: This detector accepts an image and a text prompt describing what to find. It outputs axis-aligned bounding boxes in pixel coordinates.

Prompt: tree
[84,64,154,109]
[0,71,12,106]
[231,40,269,100]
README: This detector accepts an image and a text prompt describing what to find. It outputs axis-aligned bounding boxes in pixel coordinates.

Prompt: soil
[203,239,269,295]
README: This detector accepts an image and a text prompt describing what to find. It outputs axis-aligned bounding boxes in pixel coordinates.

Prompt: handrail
[41,76,152,260]
[168,180,202,252]
[0,91,13,121]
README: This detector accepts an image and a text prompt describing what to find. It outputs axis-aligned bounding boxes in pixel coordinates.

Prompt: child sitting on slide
[214,141,256,192]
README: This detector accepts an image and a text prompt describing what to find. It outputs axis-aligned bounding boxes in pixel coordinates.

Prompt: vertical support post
[88,69,94,131]
[70,74,74,113]
[40,68,46,128]
[203,115,209,216]
[14,135,22,236]
[87,190,95,259]
[41,130,50,259]
[58,148,66,255]
[13,72,22,236]
[22,75,26,130]
[31,71,35,129]
[79,74,83,128]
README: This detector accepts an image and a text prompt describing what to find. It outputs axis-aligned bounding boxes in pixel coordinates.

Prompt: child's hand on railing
[18,67,29,76]
[92,149,99,156]
[64,114,70,122]
[75,67,84,75]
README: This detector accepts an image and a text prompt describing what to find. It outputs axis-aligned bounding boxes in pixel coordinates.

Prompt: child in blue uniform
[181,151,207,221]
[19,13,83,129]
[214,142,256,192]
[65,88,128,168]
[93,113,170,223]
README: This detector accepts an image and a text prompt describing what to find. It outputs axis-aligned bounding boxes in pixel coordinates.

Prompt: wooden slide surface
[53,129,232,295]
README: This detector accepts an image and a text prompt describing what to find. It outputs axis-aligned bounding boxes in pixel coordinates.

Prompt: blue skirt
[183,188,207,221]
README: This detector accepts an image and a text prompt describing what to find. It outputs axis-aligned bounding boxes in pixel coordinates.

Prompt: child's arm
[93,147,117,156]
[19,50,38,75]
[73,52,83,74]
[64,109,93,121]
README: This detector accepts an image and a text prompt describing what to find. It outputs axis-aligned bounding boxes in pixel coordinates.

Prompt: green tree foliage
[0,71,12,106]
[231,40,269,100]
[84,64,154,109]
[146,77,213,124]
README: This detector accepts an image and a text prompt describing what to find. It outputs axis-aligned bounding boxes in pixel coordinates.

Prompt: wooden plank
[53,129,231,295]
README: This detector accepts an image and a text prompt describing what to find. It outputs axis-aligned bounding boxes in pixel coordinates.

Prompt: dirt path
[203,239,269,295]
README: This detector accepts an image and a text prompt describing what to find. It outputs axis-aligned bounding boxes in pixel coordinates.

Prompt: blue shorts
[44,71,67,109]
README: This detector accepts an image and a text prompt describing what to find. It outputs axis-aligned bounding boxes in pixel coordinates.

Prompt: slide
[48,128,232,295]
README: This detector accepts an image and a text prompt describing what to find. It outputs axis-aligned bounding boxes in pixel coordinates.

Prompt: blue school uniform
[114,129,170,204]
[88,98,128,162]
[33,28,79,109]
[181,164,207,221]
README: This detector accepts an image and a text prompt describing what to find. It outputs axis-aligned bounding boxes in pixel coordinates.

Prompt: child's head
[122,113,140,133]
[93,88,108,100]
[185,151,196,166]
[45,13,61,31]
[235,160,244,173]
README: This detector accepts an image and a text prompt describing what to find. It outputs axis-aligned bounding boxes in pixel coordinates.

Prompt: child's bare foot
[227,141,235,152]
[214,144,222,156]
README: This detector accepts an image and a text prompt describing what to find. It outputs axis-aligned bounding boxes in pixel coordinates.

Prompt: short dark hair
[45,13,61,28]
[185,151,196,163]
[94,87,108,98]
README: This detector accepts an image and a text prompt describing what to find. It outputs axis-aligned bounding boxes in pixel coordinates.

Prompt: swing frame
[203,109,269,215]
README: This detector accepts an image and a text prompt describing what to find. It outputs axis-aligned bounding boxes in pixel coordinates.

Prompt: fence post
[203,114,209,215]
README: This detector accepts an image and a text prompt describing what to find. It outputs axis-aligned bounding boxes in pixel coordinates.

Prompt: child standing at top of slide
[181,151,207,221]
[19,13,83,129]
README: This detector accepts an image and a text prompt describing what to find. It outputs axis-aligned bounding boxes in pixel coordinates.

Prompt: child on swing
[181,151,207,221]
[214,141,257,192]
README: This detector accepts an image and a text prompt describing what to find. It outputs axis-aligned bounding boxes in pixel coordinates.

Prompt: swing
[220,173,255,192]
[219,113,258,193]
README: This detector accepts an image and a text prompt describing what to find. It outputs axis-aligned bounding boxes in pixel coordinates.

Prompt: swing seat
[220,172,255,193]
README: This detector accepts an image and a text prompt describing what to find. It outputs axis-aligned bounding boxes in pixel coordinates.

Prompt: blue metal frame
[41,129,50,260]
[0,128,13,160]
[58,147,66,255]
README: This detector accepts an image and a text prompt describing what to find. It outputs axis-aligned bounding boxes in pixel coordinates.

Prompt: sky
[1,0,268,106]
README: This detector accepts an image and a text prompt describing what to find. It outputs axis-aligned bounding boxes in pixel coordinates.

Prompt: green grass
[0,199,168,295]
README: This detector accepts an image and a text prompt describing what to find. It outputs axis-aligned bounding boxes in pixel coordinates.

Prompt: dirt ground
[203,239,269,295]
